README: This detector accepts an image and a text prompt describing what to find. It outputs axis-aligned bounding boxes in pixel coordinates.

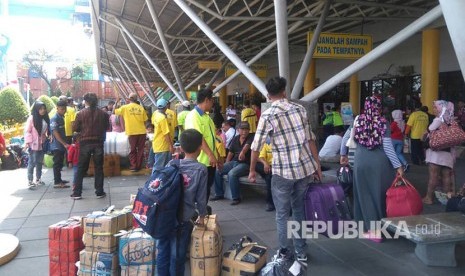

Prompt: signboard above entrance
[225,63,267,78]
[198,61,223,70]
[307,32,372,59]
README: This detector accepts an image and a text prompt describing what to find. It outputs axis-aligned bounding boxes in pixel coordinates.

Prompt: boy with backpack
[156,129,208,276]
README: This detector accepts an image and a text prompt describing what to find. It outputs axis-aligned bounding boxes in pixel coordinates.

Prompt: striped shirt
[251,99,318,180]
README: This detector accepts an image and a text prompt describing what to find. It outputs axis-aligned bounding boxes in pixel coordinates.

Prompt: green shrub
[37,95,56,113]
[50,96,59,105]
[0,87,30,127]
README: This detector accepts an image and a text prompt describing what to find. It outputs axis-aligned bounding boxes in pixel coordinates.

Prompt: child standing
[67,134,80,189]
[156,129,208,276]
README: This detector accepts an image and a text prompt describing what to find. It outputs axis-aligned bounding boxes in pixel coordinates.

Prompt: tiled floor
[0,159,464,275]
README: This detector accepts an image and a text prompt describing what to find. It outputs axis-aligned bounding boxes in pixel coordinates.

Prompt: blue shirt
[50,113,66,152]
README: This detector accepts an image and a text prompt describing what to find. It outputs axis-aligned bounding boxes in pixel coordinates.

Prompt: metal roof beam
[333,0,428,13]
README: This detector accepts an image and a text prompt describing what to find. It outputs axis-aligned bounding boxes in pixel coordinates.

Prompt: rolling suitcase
[304,182,352,237]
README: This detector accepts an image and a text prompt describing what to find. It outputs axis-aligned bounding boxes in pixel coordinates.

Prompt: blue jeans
[156,221,194,276]
[72,165,78,185]
[27,150,44,182]
[153,151,172,173]
[214,161,249,200]
[147,148,155,168]
[272,175,309,255]
[392,139,407,166]
[255,162,273,205]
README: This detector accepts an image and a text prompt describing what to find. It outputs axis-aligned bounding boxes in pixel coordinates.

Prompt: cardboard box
[83,212,127,235]
[48,217,84,276]
[83,233,118,253]
[190,215,222,276]
[120,264,155,276]
[222,239,268,276]
[119,229,156,266]
[79,250,118,275]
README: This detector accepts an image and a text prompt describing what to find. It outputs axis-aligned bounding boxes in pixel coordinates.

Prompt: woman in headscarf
[390,109,409,172]
[24,101,50,187]
[423,100,456,205]
[353,96,403,241]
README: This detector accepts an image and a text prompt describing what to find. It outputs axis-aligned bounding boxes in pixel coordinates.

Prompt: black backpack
[1,147,20,170]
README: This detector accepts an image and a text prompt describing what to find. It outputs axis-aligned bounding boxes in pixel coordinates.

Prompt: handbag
[345,115,359,149]
[386,175,423,217]
[429,120,465,151]
[337,165,353,195]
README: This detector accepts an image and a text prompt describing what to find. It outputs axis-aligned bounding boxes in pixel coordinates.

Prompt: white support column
[212,21,304,95]
[291,0,332,99]
[145,0,187,99]
[119,31,157,105]
[439,0,465,81]
[112,16,185,101]
[112,47,150,104]
[301,5,443,102]
[274,0,291,97]
[174,0,268,98]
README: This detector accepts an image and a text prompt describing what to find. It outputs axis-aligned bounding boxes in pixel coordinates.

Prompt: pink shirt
[110,114,125,133]
[24,116,48,151]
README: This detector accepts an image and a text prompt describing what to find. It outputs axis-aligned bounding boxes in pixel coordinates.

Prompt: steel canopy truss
[93,0,440,103]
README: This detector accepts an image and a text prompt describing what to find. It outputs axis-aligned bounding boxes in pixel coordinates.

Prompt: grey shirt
[168,158,208,222]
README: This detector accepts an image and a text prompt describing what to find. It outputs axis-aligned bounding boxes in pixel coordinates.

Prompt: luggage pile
[79,206,133,275]
[48,218,84,276]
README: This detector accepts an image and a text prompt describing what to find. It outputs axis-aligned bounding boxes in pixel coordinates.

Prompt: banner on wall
[341,102,354,125]
[198,61,223,70]
[225,63,267,78]
[307,32,372,59]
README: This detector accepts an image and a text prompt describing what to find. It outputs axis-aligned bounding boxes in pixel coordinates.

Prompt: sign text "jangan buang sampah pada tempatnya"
[308,32,373,59]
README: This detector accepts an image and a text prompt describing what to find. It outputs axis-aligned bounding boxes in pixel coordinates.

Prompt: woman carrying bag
[423,100,457,205]
[352,96,403,242]
[24,101,50,188]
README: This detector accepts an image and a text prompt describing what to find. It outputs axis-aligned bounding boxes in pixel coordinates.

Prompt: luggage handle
[391,175,415,188]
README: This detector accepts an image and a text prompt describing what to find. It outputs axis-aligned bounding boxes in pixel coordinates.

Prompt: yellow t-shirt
[185,108,218,166]
[64,106,77,137]
[115,103,148,136]
[259,143,272,164]
[241,107,257,133]
[407,111,429,139]
[165,109,177,141]
[151,111,170,153]
[215,135,226,158]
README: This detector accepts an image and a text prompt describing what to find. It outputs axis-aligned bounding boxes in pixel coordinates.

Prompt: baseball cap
[157,98,168,109]
[238,121,250,130]
[181,100,190,107]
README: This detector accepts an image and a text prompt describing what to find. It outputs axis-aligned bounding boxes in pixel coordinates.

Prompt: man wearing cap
[241,100,257,133]
[115,93,148,171]
[151,98,174,170]
[177,100,191,139]
[185,88,221,201]
[211,121,254,205]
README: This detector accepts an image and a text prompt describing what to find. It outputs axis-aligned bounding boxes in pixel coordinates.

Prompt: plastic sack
[104,132,130,157]
[261,254,305,276]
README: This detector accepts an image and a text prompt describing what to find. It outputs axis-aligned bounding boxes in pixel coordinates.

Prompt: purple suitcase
[304,183,352,237]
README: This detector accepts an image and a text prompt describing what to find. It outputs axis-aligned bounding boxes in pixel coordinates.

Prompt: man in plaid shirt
[248,76,321,265]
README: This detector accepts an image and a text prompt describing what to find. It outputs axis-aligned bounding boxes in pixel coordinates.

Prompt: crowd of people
[6,77,465,273]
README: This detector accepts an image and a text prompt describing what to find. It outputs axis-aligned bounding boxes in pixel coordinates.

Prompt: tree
[0,87,30,127]
[22,49,56,95]
[37,95,56,113]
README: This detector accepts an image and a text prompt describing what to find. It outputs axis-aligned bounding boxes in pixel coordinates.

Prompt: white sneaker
[296,252,308,266]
